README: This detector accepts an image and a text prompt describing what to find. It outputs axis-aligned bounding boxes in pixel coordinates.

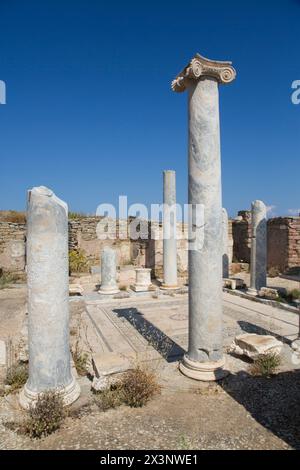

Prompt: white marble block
[131,268,153,292]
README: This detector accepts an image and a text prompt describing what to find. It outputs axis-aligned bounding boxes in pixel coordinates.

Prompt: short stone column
[247,200,267,295]
[172,53,236,381]
[99,247,120,295]
[20,186,80,409]
[131,268,152,292]
[222,208,230,278]
[161,170,178,290]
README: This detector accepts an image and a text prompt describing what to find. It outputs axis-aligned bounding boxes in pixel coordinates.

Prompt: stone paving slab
[84,292,300,371]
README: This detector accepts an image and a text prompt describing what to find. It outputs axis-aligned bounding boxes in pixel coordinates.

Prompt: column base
[160,284,180,291]
[246,288,258,296]
[130,284,155,292]
[179,355,229,382]
[98,287,120,295]
[19,376,81,410]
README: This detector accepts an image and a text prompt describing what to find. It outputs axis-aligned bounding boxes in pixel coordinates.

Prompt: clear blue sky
[0,0,299,218]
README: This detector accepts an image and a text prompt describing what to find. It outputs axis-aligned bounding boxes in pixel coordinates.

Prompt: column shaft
[248,200,267,294]
[162,170,178,288]
[187,78,223,366]
[99,247,119,294]
[222,208,230,278]
[20,186,80,408]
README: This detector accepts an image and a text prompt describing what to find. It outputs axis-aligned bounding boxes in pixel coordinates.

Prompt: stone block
[69,284,84,296]
[291,339,300,352]
[229,334,282,359]
[223,278,244,290]
[258,287,279,300]
[91,352,131,378]
[130,284,156,292]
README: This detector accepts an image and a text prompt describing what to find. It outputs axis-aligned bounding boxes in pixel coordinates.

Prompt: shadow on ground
[221,370,300,450]
[113,307,184,362]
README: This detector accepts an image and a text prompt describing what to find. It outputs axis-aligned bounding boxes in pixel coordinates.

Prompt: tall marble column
[99,247,120,295]
[20,186,80,409]
[247,200,267,295]
[172,54,236,381]
[161,170,178,289]
[222,208,230,278]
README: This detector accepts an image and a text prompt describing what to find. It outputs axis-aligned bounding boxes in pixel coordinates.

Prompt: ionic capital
[172,53,236,92]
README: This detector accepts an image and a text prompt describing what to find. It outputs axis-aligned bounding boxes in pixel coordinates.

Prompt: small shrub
[0,210,26,223]
[289,289,300,301]
[72,350,89,376]
[268,266,281,278]
[119,366,161,408]
[71,334,89,376]
[70,327,77,336]
[24,391,65,439]
[5,362,28,392]
[93,366,161,412]
[94,385,123,412]
[249,353,281,377]
[178,435,194,450]
[0,271,18,289]
[119,285,127,291]
[69,249,89,273]
[69,212,87,220]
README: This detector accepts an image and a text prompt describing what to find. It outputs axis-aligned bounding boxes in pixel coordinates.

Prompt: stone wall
[0,222,26,273]
[0,216,234,278]
[68,217,131,267]
[69,218,189,278]
[232,219,251,263]
[267,217,300,273]
[232,216,300,274]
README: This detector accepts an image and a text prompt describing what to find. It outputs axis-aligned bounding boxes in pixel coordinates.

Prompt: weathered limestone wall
[0,222,26,273]
[233,216,300,274]
[68,217,131,267]
[267,217,300,273]
[0,217,233,277]
[232,212,251,263]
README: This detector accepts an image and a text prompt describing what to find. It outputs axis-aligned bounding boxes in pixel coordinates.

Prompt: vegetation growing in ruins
[93,384,124,412]
[0,270,20,289]
[69,249,89,273]
[289,289,300,301]
[23,391,65,439]
[71,331,89,377]
[0,210,26,223]
[68,211,87,220]
[268,266,281,278]
[5,362,28,393]
[120,366,161,407]
[94,365,161,411]
[72,348,89,377]
[249,353,281,377]
[274,288,300,305]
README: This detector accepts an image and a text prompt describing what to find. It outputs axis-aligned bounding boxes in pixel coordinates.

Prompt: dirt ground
[1,284,300,450]
[1,370,300,450]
